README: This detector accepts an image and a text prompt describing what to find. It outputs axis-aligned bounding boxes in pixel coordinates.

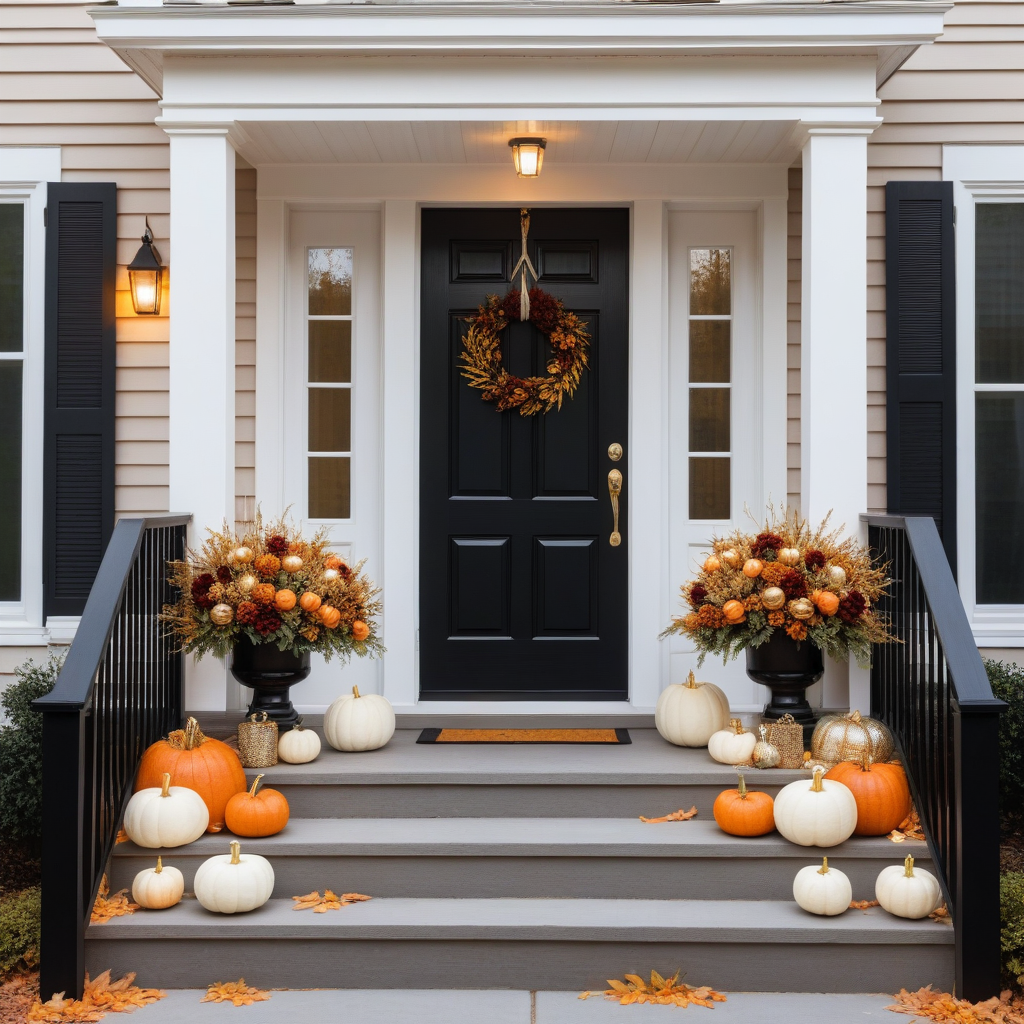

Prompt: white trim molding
[944,144,1024,646]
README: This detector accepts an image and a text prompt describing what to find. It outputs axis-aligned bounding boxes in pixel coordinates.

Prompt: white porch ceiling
[236,119,800,166]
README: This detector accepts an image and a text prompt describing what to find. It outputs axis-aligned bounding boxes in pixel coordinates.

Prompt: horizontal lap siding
[868,0,1024,511]
[3,3,253,522]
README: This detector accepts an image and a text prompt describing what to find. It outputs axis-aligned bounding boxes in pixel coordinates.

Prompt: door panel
[420,208,629,700]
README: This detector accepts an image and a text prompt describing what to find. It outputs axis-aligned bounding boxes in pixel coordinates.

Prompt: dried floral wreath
[459,286,590,416]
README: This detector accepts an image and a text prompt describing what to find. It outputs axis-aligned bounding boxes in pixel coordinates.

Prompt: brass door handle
[608,469,623,547]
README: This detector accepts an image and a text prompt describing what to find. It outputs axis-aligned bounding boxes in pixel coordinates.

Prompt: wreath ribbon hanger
[510,208,538,321]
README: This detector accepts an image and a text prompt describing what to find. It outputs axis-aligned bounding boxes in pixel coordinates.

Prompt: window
[306,247,353,520]
[688,247,732,520]
[0,202,24,602]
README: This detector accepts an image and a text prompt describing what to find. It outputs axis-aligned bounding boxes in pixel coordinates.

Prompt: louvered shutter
[885,181,957,572]
[43,183,116,617]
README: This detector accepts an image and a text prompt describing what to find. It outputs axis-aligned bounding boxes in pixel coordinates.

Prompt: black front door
[419,208,629,701]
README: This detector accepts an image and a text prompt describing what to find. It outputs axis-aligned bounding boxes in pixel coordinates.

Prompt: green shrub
[1002,872,1024,988]
[984,659,1024,829]
[0,654,63,844]
[0,887,40,974]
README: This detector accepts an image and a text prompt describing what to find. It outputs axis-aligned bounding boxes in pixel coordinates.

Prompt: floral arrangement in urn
[162,513,383,662]
[662,511,892,667]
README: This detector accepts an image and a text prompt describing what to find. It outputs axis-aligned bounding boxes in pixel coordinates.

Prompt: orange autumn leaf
[639,806,698,824]
[888,810,927,843]
[114,830,129,845]
[90,876,139,924]
[292,889,372,912]
[201,979,271,1007]
[849,899,881,910]
[930,904,952,924]
[28,970,165,1022]
[580,969,727,1008]
[886,986,1024,1024]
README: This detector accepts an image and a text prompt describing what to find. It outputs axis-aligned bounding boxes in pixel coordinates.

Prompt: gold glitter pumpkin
[281,554,303,573]
[209,603,234,626]
[788,598,815,620]
[827,565,847,587]
[762,587,786,610]
[811,710,894,769]
[778,547,801,567]
[721,548,741,569]
[233,546,254,564]
[238,574,256,594]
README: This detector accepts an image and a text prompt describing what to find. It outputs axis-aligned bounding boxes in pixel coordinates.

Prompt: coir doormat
[416,728,631,744]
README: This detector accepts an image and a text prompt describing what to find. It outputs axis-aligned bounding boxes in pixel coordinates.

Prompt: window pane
[689,320,731,383]
[309,457,350,519]
[977,393,1024,603]
[689,457,730,520]
[0,205,24,354]
[976,204,1024,383]
[309,320,352,383]
[0,363,22,600]
[688,388,730,452]
[308,388,351,453]
[689,248,731,316]
[308,247,352,316]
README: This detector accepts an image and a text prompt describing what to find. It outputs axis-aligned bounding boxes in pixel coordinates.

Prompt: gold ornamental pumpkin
[810,710,894,769]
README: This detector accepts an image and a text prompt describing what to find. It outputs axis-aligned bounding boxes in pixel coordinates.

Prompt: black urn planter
[745,631,824,731]
[230,636,310,731]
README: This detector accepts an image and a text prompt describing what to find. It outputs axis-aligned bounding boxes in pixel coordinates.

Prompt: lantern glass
[128,267,161,315]
[509,138,546,178]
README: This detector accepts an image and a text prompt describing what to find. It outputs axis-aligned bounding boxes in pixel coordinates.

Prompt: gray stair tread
[111,817,934,860]
[248,728,812,786]
[86,897,954,944]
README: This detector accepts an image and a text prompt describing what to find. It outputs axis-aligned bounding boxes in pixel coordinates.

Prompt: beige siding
[2,3,253,522]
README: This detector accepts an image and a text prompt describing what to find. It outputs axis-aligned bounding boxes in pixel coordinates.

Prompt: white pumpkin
[277,719,321,764]
[123,772,209,849]
[194,840,275,914]
[655,671,730,748]
[773,767,858,847]
[707,719,757,765]
[324,685,396,752]
[132,856,184,910]
[875,854,941,919]
[793,856,852,916]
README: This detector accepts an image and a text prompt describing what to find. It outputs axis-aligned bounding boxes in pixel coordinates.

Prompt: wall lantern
[127,223,164,315]
[508,137,547,179]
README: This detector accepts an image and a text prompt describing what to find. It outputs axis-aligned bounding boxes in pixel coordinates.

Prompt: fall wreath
[459,286,590,416]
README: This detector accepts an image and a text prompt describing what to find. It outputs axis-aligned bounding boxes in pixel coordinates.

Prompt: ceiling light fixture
[508,137,547,178]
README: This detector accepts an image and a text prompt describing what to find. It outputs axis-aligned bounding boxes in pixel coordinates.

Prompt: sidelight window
[688,247,732,520]
[306,246,353,520]
[0,202,24,602]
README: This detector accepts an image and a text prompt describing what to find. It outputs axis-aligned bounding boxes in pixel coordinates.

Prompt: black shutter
[885,181,957,572]
[44,183,116,617]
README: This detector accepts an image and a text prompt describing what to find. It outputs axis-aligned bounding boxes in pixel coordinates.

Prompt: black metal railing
[865,514,1006,1001]
[33,516,190,1000]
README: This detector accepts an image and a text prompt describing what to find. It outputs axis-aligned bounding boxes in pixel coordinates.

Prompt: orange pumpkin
[351,620,370,642]
[135,717,247,833]
[318,605,342,629]
[224,774,290,838]
[824,757,911,836]
[812,590,841,616]
[713,775,775,836]
[274,588,297,612]
[722,600,746,624]
[324,556,343,570]
[299,592,322,613]
[743,559,764,578]
[703,555,721,573]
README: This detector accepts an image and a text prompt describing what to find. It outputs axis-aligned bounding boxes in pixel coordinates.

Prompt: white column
[800,126,871,710]
[166,128,236,711]
[380,200,419,707]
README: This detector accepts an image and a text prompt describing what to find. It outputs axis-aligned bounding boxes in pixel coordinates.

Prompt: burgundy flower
[216,565,232,584]
[839,590,867,624]
[779,568,808,600]
[338,563,352,581]
[689,584,708,607]
[191,573,216,610]
[236,601,258,625]
[253,607,282,635]
[804,550,826,571]
[266,534,289,556]
[751,532,785,559]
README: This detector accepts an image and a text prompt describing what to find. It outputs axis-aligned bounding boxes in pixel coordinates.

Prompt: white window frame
[945,144,1024,646]
[0,148,59,644]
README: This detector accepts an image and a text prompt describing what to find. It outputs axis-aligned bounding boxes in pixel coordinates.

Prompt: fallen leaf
[580,970,727,1008]
[639,806,698,824]
[28,971,164,1021]
[886,985,1024,1024]
[90,876,139,924]
[849,899,880,910]
[292,889,372,912]
[929,904,952,924]
[114,830,130,846]
[888,810,927,843]
[201,980,271,1007]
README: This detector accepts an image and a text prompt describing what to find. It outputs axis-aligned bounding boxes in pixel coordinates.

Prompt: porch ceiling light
[127,224,164,316]
[509,137,547,178]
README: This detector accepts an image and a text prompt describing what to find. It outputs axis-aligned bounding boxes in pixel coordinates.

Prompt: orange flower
[767,610,786,627]
[786,621,808,641]
[696,605,724,629]
[254,554,281,578]
[251,583,276,606]
[744,595,762,612]
[760,563,789,587]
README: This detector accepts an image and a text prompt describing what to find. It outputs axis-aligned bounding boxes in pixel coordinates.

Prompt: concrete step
[245,728,811,817]
[108,817,935,900]
[84,896,954,993]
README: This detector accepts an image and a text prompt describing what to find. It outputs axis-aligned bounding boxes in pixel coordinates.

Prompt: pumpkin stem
[685,671,697,689]
[811,766,825,792]
[180,716,207,750]
[229,841,241,865]
[155,857,163,874]
[904,854,915,878]
[737,774,748,798]
[294,717,304,731]
[850,710,862,724]
[818,857,829,874]
[352,685,361,699]
[861,752,872,771]
[160,772,171,798]
[729,718,744,735]
[758,725,768,741]
[248,774,264,798]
